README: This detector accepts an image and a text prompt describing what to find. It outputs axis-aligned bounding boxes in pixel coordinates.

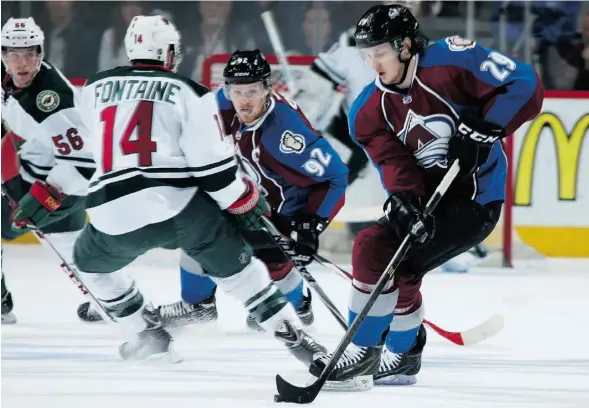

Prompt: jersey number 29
[99,101,157,173]
[480,52,516,82]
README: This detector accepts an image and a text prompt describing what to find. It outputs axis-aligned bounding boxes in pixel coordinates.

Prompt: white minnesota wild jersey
[1,61,95,196]
[311,29,376,113]
[80,65,246,235]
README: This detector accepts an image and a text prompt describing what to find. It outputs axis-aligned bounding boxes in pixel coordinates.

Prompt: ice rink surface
[2,244,588,408]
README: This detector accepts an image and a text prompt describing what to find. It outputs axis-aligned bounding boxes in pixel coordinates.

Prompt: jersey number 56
[99,101,157,173]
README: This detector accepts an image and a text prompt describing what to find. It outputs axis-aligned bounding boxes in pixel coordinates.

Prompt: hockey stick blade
[423,314,504,346]
[275,374,325,404]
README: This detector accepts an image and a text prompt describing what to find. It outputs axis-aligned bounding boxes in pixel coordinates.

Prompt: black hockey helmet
[223,49,271,86]
[354,4,423,55]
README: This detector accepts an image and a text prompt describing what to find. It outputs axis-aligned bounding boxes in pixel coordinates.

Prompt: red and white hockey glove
[227,179,271,231]
[10,180,66,230]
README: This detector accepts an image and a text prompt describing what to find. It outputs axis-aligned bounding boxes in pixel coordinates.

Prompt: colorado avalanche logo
[398,110,455,168]
[279,131,305,154]
[445,36,476,52]
[235,148,269,197]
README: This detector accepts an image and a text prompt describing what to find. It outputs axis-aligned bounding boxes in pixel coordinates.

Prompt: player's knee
[351,224,390,284]
[394,276,422,309]
[74,227,127,274]
[267,260,293,281]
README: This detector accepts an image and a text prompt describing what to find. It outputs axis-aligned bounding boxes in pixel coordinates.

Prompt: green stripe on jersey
[86,174,200,209]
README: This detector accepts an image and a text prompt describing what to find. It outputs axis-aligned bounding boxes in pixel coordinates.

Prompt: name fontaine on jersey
[92,79,180,107]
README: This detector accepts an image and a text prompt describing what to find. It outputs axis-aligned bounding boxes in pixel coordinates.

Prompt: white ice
[2,245,588,408]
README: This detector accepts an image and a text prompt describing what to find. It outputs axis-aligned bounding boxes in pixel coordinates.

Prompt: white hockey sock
[78,270,146,331]
[44,230,81,264]
[214,257,301,332]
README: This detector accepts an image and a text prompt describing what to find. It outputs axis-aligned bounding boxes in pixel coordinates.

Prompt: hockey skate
[374,324,426,385]
[77,288,218,328]
[308,341,384,391]
[274,319,327,366]
[1,291,16,325]
[247,289,314,331]
[119,304,181,362]
[157,288,218,328]
[77,301,103,322]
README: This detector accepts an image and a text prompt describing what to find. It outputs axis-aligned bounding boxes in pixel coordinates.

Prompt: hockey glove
[285,213,328,266]
[227,179,271,231]
[383,191,434,246]
[448,117,506,176]
[10,180,66,230]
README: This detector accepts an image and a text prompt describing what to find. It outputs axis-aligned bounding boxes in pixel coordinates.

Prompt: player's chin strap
[395,54,413,85]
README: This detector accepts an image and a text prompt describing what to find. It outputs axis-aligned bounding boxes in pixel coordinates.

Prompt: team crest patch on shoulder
[445,36,476,52]
[279,130,305,154]
[36,90,60,112]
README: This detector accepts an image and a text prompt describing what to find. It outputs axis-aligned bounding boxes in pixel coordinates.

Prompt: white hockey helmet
[1,17,44,54]
[125,15,181,72]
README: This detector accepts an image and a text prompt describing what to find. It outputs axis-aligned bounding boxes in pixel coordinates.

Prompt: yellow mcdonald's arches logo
[515,112,589,206]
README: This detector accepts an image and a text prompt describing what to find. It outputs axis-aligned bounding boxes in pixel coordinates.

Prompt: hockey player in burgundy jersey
[309,4,544,391]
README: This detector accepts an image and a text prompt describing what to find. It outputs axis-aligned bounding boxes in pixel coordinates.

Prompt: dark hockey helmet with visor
[223,49,271,86]
[354,4,421,56]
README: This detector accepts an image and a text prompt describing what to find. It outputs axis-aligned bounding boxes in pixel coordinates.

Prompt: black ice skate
[374,324,426,386]
[247,290,314,331]
[308,341,384,391]
[157,288,218,328]
[1,290,16,325]
[77,301,103,323]
[119,305,181,363]
[274,319,327,366]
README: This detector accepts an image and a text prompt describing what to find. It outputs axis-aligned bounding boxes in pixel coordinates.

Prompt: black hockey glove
[285,213,328,266]
[383,191,434,246]
[448,117,506,176]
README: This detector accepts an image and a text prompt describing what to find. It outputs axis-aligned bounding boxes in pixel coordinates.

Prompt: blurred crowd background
[2,1,589,91]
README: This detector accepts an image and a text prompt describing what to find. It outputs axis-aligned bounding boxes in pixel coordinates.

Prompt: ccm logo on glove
[457,123,500,144]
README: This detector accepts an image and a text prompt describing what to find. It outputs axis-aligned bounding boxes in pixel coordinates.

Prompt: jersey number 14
[99,101,157,172]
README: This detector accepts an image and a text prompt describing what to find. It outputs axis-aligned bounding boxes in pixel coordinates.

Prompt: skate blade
[162,349,184,364]
[1,312,17,324]
[374,374,416,386]
[305,375,373,392]
[163,310,219,329]
[119,342,183,364]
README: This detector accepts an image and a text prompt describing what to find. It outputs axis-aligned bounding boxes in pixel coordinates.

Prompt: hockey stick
[260,10,344,133]
[261,217,348,330]
[0,183,115,322]
[313,254,505,346]
[261,11,300,98]
[274,160,461,404]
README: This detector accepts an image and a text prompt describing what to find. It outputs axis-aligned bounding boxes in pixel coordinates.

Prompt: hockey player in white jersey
[74,15,327,362]
[1,18,95,324]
